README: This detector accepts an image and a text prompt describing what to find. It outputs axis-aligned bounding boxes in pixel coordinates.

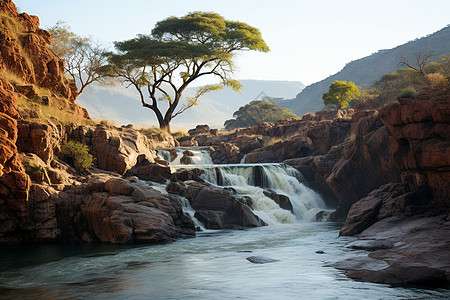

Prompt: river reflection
[1,223,449,299]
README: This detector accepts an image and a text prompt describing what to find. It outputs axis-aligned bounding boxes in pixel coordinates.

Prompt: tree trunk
[158,118,171,133]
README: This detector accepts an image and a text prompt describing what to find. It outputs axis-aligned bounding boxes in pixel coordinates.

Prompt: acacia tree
[48,22,110,95]
[322,80,360,109]
[106,12,269,132]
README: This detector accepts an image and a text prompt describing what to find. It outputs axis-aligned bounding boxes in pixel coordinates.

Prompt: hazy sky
[13,0,450,86]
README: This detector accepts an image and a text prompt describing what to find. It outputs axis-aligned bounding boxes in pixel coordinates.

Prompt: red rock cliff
[0,0,78,102]
[379,89,450,209]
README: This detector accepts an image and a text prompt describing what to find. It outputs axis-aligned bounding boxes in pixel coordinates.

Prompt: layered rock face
[0,0,77,102]
[379,90,450,209]
[0,78,30,242]
[334,89,450,286]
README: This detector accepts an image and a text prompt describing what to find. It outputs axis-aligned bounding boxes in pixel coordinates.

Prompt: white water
[1,148,448,298]
[163,147,329,224]
[200,164,328,224]
[157,147,214,166]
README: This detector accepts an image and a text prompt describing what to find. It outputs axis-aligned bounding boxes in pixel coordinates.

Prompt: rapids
[1,148,448,298]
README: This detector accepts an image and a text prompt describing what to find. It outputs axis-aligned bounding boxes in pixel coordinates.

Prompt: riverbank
[2,222,449,299]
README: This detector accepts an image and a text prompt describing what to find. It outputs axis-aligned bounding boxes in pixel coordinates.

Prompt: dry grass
[139,126,168,137]
[262,136,284,147]
[171,129,189,139]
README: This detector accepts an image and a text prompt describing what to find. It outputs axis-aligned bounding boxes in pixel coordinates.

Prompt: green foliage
[60,140,94,171]
[224,100,297,130]
[397,88,416,99]
[106,11,269,132]
[24,164,44,177]
[322,80,360,109]
[360,53,450,108]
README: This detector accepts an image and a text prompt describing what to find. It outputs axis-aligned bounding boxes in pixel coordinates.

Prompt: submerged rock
[246,256,280,264]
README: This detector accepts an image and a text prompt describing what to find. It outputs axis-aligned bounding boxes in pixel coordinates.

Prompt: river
[0,148,448,299]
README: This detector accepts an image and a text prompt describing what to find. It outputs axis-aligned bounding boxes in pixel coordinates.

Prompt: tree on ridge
[105,11,270,132]
[322,80,360,109]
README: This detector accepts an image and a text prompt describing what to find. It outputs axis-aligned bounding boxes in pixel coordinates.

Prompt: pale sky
[12,0,450,86]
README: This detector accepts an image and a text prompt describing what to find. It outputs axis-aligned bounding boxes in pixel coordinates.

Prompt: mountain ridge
[279,25,450,116]
[77,79,305,129]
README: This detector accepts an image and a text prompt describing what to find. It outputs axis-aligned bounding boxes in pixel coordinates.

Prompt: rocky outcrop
[302,109,354,122]
[379,90,450,209]
[17,121,64,163]
[0,78,30,243]
[245,118,352,163]
[67,124,178,175]
[56,175,195,244]
[170,181,264,229]
[339,183,431,236]
[333,213,450,286]
[0,0,77,102]
[125,156,172,183]
[333,89,450,286]
[326,115,401,211]
[188,124,211,136]
[210,142,241,164]
[89,125,156,175]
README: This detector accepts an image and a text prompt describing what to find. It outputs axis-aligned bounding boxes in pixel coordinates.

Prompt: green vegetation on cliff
[279,25,450,116]
[224,100,297,130]
[359,53,450,108]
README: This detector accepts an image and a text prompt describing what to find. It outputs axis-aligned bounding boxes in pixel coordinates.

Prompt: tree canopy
[224,100,297,130]
[47,21,110,96]
[322,80,360,109]
[105,11,269,132]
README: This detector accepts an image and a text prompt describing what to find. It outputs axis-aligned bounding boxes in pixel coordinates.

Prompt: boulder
[185,181,264,229]
[188,124,210,136]
[170,168,204,182]
[90,125,156,175]
[17,121,63,163]
[333,214,450,286]
[125,163,172,183]
[263,190,293,212]
[57,175,195,244]
[210,142,241,164]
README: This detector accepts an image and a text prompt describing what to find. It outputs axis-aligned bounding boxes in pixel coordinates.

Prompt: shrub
[171,129,189,139]
[24,163,44,176]
[396,88,416,100]
[60,140,94,171]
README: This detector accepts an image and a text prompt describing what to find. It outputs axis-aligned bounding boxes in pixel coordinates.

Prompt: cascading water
[164,147,329,225]
[200,164,327,224]
[157,147,214,166]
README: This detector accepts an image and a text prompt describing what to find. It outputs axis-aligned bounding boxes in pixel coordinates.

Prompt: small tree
[322,80,360,109]
[224,100,297,130]
[106,12,269,132]
[47,21,110,96]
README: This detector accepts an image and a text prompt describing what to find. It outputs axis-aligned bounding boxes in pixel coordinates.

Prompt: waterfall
[157,147,329,225]
[200,164,327,224]
[157,147,214,166]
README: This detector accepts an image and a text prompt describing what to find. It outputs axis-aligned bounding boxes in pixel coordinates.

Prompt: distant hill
[279,25,450,116]
[76,80,304,130]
